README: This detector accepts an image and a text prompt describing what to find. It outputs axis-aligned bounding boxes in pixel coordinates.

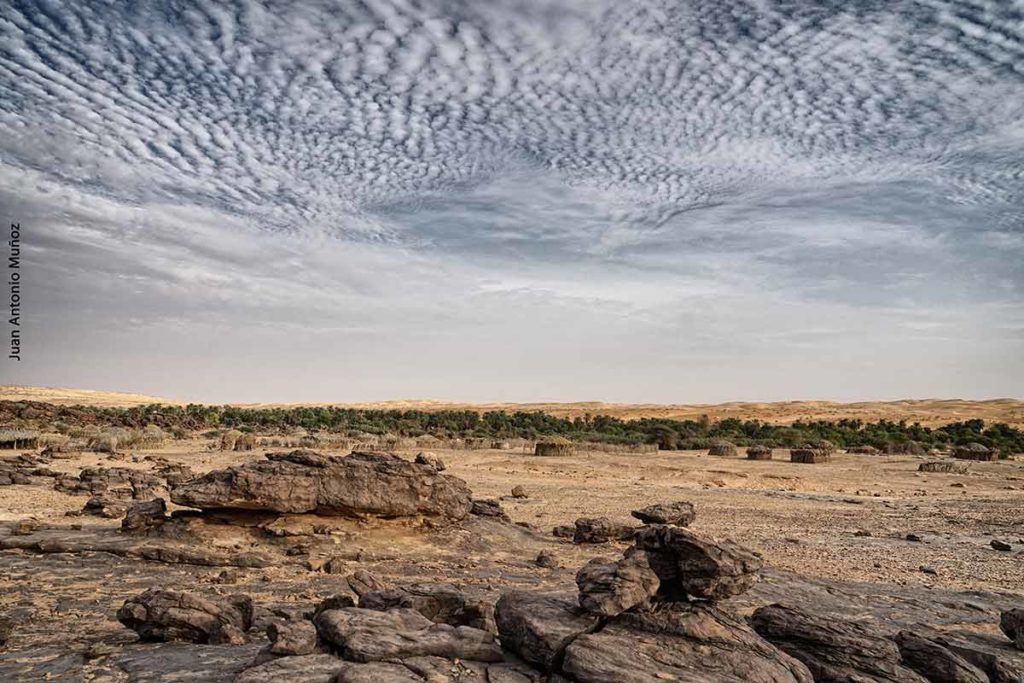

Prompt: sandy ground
[3,442,1022,593]
[3,385,1022,426]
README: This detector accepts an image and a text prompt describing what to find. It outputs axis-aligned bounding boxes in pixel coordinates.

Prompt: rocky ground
[0,442,1022,681]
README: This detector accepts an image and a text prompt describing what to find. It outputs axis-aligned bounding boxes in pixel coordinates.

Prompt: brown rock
[563,601,813,682]
[511,485,528,498]
[552,525,574,538]
[267,619,318,656]
[535,551,560,569]
[116,588,254,644]
[1002,608,1024,650]
[633,525,763,600]
[576,551,660,617]
[751,603,928,682]
[494,591,600,670]
[121,498,167,533]
[470,499,509,521]
[314,607,502,663]
[346,570,387,597]
[630,501,695,526]
[895,630,989,682]
[572,517,636,544]
[170,451,472,520]
[357,583,495,632]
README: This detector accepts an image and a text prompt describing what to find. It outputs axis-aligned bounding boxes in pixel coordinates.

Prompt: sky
[1,0,1022,404]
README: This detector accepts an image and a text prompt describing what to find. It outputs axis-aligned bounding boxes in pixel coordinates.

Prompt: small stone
[906,533,923,542]
[990,539,1012,552]
[853,530,872,537]
[510,485,528,499]
[552,525,574,538]
[919,565,937,575]
[535,551,560,569]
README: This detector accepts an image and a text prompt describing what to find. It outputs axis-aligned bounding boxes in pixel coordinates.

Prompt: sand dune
[2,385,1021,426]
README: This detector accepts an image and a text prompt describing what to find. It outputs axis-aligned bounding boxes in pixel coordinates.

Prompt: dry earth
[1,440,1023,680]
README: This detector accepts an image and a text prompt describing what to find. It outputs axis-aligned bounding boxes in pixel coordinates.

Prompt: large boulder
[575,552,660,617]
[751,603,928,682]
[313,607,502,663]
[563,602,813,683]
[116,588,254,645]
[494,591,600,670]
[170,451,473,520]
[632,525,763,600]
[630,501,695,526]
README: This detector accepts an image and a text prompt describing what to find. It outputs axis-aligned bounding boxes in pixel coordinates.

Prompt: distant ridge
[2,385,1022,427]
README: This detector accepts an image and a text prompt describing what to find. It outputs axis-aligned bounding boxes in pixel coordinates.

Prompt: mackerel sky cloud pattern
[1,0,1022,401]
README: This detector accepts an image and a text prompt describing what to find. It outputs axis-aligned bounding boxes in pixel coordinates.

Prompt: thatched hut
[746,445,773,460]
[0,430,39,450]
[235,433,257,451]
[534,436,574,457]
[790,448,830,464]
[708,441,737,457]
[952,443,998,461]
[883,441,925,455]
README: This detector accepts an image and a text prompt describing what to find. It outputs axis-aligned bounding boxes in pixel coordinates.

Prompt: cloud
[0,0,1022,401]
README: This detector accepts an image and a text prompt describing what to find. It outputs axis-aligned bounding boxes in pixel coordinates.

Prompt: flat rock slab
[751,603,928,682]
[314,607,502,663]
[171,451,472,520]
[563,602,813,683]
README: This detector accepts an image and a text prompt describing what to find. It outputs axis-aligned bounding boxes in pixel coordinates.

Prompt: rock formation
[170,450,473,520]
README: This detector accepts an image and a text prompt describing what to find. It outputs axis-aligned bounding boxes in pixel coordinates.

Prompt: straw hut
[952,443,998,461]
[708,441,737,457]
[746,445,772,460]
[0,430,39,450]
[790,448,830,464]
[534,436,574,457]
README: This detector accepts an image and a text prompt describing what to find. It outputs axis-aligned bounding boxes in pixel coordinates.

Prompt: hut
[534,436,574,457]
[0,430,40,450]
[952,443,998,462]
[708,441,738,457]
[883,441,925,455]
[235,433,257,451]
[746,445,773,460]
[790,448,830,464]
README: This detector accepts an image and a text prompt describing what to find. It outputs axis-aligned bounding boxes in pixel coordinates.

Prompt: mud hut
[534,436,575,457]
[0,430,39,450]
[746,445,773,460]
[883,441,925,455]
[790,448,830,464]
[952,442,998,461]
[708,441,738,457]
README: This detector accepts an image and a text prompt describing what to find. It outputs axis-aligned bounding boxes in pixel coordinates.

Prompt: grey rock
[494,591,600,670]
[630,501,696,526]
[358,583,495,633]
[633,524,763,600]
[575,551,660,617]
[235,654,346,683]
[563,601,813,683]
[170,451,472,520]
[117,588,254,645]
[314,607,502,663]
[895,630,989,682]
[751,603,928,682]
[1002,608,1024,650]
[572,517,635,544]
[266,619,317,656]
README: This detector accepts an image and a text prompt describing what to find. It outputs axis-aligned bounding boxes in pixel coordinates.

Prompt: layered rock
[116,588,254,645]
[357,583,495,633]
[572,517,635,544]
[170,451,472,520]
[575,552,660,616]
[563,602,813,683]
[1002,609,1024,650]
[750,603,928,682]
[629,501,695,526]
[632,524,764,600]
[313,607,502,663]
[895,630,989,683]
